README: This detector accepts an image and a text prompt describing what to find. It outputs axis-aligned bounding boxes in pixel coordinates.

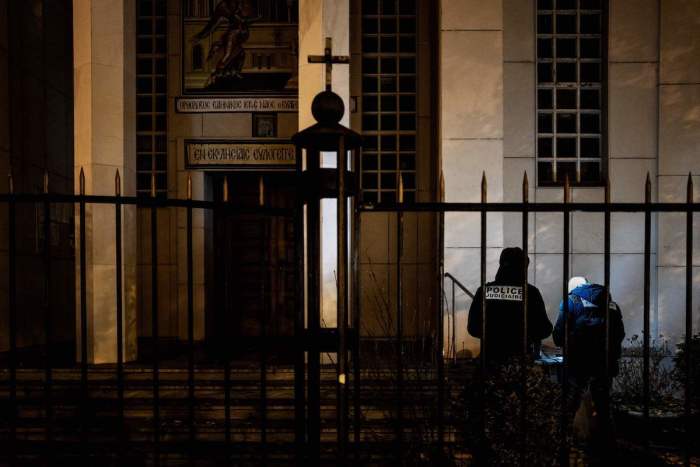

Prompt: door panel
[210,173,297,350]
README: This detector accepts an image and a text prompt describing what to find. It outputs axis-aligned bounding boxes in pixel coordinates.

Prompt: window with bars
[360,0,417,204]
[536,0,606,186]
[136,0,168,197]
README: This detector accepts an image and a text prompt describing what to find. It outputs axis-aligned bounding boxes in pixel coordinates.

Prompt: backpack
[568,285,612,375]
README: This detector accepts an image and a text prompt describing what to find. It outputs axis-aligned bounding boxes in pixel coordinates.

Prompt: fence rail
[1,170,697,466]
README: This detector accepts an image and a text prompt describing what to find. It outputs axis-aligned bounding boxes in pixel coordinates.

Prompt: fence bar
[79,169,89,457]
[395,175,404,464]
[451,280,456,362]
[293,147,306,462]
[337,137,349,463]
[643,174,651,442]
[186,175,196,465]
[437,174,446,452]
[358,201,700,213]
[42,171,53,460]
[150,179,160,467]
[520,171,529,466]
[479,173,487,460]
[560,176,571,467]
[115,171,125,457]
[8,172,17,466]
[480,173,487,367]
[684,174,693,467]
[603,177,611,442]
[3,193,700,213]
[307,149,322,465]
[352,149,362,462]
[222,178,232,464]
[259,177,269,465]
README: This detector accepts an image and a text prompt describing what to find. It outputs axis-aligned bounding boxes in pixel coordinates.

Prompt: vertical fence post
[643,173,651,445]
[114,171,125,458]
[79,168,89,458]
[560,175,571,467]
[293,147,306,462]
[480,172,487,365]
[451,280,456,363]
[259,175,269,466]
[603,176,612,441]
[437,174,445,453]
[684,173,693,467]
[42,170,53,460]
[186,174,196,466]
[221,177,232,464]
[150,175,160,467]
[352,148,362,462]
[337,137,349,464]
[7,171,17,466]
[520,171,529,466]
[307,149,321,465]
[479,172,487,460]
[395,174,404,464]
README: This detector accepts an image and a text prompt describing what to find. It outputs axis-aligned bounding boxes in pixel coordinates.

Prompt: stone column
[73,0,138,363]
[441,0,504,355]
[0,1,8,352]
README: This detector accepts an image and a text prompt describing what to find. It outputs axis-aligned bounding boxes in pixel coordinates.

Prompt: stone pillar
[656,0,700,345]
[440,0,504,355]
[73,0,138,363]
[0,1,8,352]
[299,0,350,328]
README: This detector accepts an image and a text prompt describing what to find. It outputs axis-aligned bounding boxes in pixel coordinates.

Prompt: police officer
[467,247,553,364]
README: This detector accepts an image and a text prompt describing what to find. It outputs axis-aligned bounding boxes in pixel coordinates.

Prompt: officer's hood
[494,247,528,284]
[569,283,607,308]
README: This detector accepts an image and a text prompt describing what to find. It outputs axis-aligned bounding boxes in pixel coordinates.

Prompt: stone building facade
[0,0,698,362]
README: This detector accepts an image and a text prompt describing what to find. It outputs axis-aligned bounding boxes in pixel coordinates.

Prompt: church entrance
[207,172,298,359]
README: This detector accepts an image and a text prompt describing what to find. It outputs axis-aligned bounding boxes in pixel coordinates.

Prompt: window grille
[136,0,168,197]
[536,0,606,186]
[361,0,417,204]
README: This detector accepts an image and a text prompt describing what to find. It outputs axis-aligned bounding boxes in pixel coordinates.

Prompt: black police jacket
[468,280,553,364]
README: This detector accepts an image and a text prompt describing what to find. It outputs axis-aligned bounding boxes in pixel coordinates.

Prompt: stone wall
[352,0,440,340]
[656,0,700,345]
[0,1,75,352]
[441,0,505,355]
[443,0,700,356]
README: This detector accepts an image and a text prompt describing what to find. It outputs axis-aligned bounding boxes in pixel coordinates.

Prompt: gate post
[292,43,361,462]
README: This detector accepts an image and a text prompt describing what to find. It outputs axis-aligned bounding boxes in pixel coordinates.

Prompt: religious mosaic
[182,0,298,95]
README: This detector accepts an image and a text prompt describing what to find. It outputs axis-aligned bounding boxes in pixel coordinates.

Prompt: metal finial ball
[311,90,344,125]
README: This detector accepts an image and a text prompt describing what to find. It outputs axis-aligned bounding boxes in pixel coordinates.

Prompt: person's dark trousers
[567,374,615,458]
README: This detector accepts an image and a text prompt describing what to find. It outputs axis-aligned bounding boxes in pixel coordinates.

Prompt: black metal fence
[0,169,697,466]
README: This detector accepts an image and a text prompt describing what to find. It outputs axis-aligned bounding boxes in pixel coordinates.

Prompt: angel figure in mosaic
[191,0,261,86]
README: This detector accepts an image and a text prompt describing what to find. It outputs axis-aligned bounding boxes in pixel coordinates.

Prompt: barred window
[536,0,606,186]
[136,0,168,197]
[360,0,417,204]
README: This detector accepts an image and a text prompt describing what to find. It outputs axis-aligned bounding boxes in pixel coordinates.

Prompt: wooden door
[210,172,297,353]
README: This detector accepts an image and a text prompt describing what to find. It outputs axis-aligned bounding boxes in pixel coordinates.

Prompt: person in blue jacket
[553,277,625,452]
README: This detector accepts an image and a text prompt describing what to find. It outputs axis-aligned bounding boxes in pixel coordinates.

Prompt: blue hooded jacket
[553,283,625,377]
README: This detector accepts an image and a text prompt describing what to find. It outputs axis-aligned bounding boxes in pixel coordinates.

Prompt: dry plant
[358,264,457,466]
[612,335,681,415]
[460,361,565,466]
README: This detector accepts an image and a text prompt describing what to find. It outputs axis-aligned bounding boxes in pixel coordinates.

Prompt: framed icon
[253,113,277,138]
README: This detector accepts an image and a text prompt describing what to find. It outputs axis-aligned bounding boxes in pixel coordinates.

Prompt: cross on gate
[307,37,350,91]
